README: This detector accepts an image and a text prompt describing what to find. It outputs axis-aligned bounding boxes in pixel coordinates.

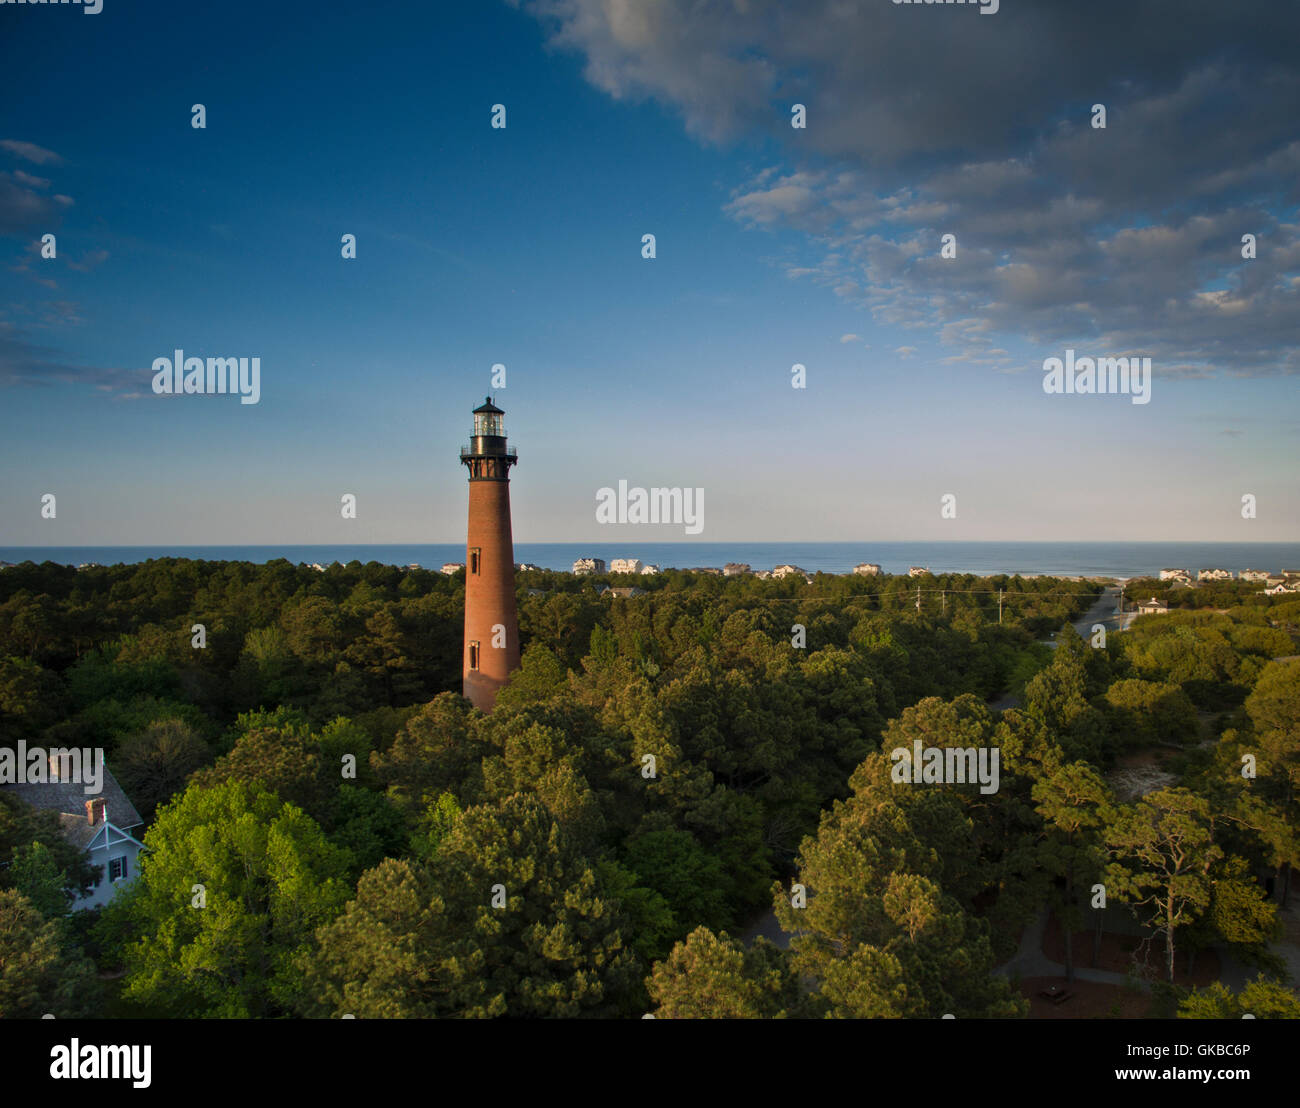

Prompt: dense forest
[1,559,1297,1018]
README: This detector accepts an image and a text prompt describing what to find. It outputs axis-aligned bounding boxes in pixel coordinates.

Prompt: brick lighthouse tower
[460,396,520,711]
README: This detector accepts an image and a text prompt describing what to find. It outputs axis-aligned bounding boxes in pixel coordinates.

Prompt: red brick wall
[463,476,520,710]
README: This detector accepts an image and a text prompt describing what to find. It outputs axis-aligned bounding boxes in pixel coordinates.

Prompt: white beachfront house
[1,761,145,910]
[1197,568,1234,581]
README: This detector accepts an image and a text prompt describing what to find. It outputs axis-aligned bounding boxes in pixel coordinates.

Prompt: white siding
[77,823,144,910]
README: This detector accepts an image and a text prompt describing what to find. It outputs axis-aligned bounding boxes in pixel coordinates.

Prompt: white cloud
[517,1,1300,378]
[0,140,63,166]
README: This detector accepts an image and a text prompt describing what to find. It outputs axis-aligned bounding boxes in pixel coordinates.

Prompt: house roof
[52,813,148,855]
[1,766,143,830]
[56,811,102,851]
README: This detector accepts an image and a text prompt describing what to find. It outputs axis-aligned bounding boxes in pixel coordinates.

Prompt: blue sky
[1,0,1297,545]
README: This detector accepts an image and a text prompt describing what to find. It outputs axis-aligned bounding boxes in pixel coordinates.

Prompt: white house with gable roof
[1,754,146,910]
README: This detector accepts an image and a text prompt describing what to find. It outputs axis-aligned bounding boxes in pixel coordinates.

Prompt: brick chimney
[85,798,105,825]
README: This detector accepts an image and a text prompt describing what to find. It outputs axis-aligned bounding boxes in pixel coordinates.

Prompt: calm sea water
[3,543,1299,580]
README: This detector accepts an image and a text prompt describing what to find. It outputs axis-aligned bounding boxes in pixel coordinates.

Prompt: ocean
[2,542,1299,580]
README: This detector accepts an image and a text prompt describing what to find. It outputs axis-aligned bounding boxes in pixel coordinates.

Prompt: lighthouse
[460,396,521,711]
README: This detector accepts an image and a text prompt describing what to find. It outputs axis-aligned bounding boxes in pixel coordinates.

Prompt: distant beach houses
[359,557,1300,585]
[574,556,661,575]
[1153,567,1297,590]
[531,559,1300,588]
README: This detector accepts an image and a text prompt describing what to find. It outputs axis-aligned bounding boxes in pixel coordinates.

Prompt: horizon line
[4,540,1300,548]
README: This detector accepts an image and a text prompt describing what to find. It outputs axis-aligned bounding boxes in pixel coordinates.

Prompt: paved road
[994,909,1140,987]
[740,906,793,950]
[988,585,1126,711]
[1056,584,1127,643]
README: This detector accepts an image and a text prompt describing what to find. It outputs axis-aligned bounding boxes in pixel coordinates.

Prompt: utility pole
[915,585,921,613]
[998,588,1003,625]
[941,589,946,615]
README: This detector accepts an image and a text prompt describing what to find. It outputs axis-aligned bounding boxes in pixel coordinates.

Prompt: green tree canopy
[0,889,99,1017]
[647,927,809,1018]
[1178,978,1300,1019]
[305,794,639,1018]
[105,780,352,1017]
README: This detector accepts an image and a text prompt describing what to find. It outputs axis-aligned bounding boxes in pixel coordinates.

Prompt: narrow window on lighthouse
[469,548,481,575]
[469,641,480,670]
